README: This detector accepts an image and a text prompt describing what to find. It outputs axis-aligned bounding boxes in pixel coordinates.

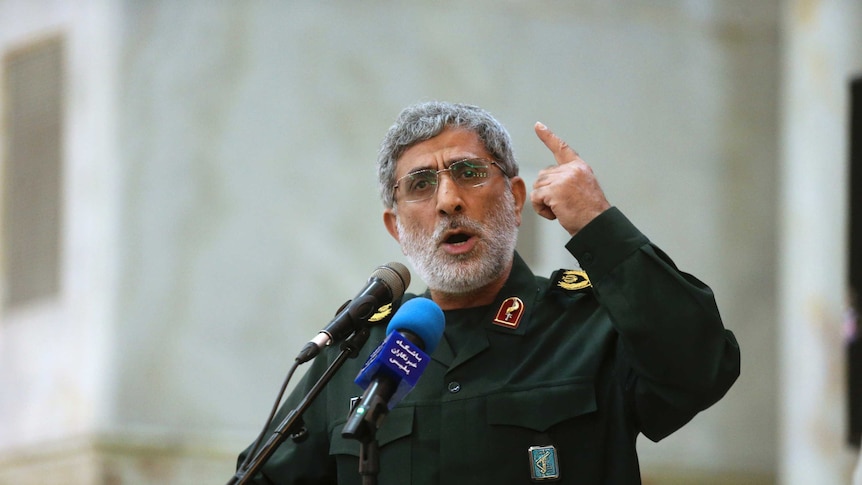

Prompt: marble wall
[779,0,862,483]
[0,0,856,483]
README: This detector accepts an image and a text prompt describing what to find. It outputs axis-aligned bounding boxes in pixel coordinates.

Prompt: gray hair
[377,101,519,209]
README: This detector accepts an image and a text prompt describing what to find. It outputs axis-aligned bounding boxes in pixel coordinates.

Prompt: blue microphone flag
[353,297,444,408]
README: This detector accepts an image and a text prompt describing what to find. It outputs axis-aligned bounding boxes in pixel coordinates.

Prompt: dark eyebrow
[406,159,466,174]
[443,158,467,169]
[449,157,493,167]
[444,157,485,169]
[401,157,487,176]
[405,165,436,175]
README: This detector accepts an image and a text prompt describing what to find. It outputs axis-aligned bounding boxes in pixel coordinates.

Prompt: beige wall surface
[0,0,856,483]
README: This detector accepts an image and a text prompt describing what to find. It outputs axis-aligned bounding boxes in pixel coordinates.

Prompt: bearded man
[236,101,741,484]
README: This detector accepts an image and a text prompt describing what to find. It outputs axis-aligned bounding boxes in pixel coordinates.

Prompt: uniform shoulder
[546,268,592,294]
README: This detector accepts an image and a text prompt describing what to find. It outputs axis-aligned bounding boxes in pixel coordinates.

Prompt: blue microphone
[342,297,444,442]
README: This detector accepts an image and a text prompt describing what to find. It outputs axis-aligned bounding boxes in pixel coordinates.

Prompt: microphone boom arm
[227,328,372,485]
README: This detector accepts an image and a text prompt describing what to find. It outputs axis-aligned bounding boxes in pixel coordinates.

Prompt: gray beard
[396,191,519,296]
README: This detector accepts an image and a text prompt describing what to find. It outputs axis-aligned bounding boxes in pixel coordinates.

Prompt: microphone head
[373,262,411,300]
[386,297,445,354]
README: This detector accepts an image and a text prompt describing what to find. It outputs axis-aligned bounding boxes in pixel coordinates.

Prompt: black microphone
[342,297,444,443]
[295,262,410,364]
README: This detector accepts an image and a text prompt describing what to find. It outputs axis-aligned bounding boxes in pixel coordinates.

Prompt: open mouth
[445,233,471,245]
[435,219,481,255]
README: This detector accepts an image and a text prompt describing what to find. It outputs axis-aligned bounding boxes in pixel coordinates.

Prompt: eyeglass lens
[398,159,493,202]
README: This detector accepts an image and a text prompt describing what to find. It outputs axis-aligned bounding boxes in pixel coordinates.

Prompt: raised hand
[530,122,611,236]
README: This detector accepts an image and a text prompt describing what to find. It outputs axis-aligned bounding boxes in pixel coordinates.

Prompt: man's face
[383,128,526,295]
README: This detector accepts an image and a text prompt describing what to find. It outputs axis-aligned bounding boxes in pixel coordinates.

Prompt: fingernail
[535,121,547,130]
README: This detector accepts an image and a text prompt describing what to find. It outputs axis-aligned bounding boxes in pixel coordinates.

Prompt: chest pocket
[328,406,414,484]
[486,378,596,431]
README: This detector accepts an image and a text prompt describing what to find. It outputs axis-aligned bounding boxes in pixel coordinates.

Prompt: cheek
[401,218,432,239]
[399,207,436,231]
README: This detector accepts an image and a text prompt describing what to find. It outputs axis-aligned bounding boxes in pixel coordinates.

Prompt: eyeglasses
[393,158,508,203]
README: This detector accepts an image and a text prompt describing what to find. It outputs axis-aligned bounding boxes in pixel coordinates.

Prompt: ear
[510,176,527,226]
[383,208,401,243]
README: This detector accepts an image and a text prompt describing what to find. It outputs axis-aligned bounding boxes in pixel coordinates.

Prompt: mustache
[431,215,484,245]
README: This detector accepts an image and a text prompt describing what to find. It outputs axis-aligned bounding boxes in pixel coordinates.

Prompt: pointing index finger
[535,121,579,165]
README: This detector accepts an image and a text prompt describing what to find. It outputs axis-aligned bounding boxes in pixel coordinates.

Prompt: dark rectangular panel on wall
[849,76,862,447]
[1,36,65,309]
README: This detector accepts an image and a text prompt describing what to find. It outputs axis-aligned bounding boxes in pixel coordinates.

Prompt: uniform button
[581,252,595,265]
[447,381,461,393]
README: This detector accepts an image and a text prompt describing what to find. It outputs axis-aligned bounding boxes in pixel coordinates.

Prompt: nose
[434,172,464,215]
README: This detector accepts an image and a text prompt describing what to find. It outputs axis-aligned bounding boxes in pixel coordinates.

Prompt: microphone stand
[358,436,380,485]
[344,373,391,485]
[227,328,371,485]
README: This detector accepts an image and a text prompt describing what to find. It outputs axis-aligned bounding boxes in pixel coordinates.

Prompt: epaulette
[549,269,592,293]
[367,302,395,324]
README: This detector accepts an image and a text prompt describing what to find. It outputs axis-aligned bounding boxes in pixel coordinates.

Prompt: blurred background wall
[0,0,859,483]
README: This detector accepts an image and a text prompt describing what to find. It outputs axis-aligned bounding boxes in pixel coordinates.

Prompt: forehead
[395,127,491,175]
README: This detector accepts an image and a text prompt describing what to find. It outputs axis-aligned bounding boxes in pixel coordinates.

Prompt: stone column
[779,0,862,483]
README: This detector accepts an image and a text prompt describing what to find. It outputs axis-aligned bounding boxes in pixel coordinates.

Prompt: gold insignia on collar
[368,303,393,322]
[556,270,591,291]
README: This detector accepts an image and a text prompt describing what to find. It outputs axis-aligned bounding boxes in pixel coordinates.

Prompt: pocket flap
[329,406,414,456]
[487,379,596,432]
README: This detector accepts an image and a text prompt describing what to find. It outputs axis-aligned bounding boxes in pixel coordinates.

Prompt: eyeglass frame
[392,158,510,203]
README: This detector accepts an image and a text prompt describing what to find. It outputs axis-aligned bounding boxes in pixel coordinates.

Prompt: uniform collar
[426,252,541,369]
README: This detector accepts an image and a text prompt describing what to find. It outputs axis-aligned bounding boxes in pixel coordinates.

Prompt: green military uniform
[238,207,741,484]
